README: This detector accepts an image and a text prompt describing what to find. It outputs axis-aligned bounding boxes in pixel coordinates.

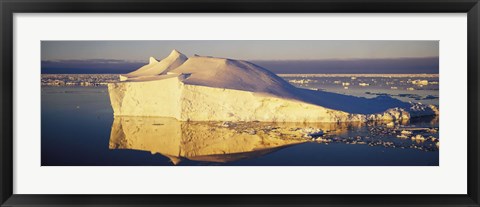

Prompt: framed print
[1,0,479,206]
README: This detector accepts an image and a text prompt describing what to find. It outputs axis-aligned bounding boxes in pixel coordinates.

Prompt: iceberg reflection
[108,117,360,164]
[109,117,438,165]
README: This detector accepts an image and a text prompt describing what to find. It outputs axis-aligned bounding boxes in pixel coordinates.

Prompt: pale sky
[41,40,439,61]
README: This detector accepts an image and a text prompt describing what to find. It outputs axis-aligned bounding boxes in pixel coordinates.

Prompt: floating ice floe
[400,130,413,135]
[411,80,429,86]
[411,134,426,142]
[300,127,325,138]
[396,134,409,139]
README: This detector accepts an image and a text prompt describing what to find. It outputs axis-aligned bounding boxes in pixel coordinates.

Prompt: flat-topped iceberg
[108,50,438,122]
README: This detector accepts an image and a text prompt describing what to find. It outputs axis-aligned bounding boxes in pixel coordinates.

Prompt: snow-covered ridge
[119,49,187,81]
[168,55,298,98]
[108,50,439,122]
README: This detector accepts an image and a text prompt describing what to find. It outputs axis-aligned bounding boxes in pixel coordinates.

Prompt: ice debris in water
[401,130,412,135]
[396,134,409,139]
[301,127,324,138]
[411,134,426,142]
[409,102,439,116]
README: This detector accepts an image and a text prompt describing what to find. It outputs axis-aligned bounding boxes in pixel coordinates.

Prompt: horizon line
[41,56,440,63]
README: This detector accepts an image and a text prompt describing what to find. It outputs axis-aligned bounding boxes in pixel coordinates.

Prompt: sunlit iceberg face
[109,116,439,165]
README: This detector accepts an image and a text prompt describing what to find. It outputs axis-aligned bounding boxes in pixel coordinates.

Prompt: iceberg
[108,50,438,122]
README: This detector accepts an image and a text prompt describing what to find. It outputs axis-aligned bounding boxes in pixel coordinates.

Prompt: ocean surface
[41,75,439,166]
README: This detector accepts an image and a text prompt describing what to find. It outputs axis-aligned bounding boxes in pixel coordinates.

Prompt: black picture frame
[1,0,479,206]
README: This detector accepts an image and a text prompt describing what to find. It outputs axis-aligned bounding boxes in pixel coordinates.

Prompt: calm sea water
[41,77,439,166]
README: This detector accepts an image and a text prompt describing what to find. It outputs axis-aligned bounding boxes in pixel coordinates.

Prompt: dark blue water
[41,86,439,166]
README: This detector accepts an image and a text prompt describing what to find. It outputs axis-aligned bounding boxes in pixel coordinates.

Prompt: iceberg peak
[120,50,188,80]
[169,49,183,57]
[164,49,187,64]
[148,57,158,64]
